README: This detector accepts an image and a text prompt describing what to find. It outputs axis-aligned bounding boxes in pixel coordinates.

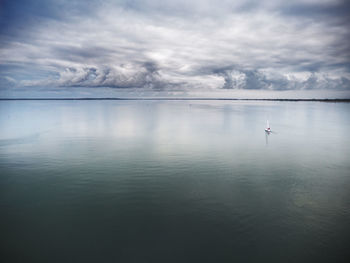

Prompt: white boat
[265,120,271,132]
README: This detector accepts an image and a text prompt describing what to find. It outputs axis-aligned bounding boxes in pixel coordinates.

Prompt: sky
[0,0,349,98]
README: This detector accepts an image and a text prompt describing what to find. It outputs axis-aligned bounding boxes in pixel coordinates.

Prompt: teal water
[1,100,349,262]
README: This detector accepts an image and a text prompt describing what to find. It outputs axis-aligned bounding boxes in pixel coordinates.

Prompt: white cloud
[0,0,349,96]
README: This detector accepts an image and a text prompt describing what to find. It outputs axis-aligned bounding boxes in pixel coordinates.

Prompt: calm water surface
[1,100,349,262]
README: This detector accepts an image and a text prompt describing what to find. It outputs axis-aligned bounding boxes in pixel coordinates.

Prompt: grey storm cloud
[215,68,350,90]
[0,0,349,95]
[55,62,173,90]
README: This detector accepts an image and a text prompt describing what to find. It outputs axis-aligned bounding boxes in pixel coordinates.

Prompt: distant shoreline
[0,98,349,102]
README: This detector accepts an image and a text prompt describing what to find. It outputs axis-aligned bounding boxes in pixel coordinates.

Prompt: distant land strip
[0,98,350,102]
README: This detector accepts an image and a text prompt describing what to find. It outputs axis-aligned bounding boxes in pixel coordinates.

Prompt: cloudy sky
[0,0,349,98]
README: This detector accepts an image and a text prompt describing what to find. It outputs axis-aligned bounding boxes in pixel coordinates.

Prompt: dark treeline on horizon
[0,98,349,102]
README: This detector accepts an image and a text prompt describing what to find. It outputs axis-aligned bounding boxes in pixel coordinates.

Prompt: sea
[1,100,349,262]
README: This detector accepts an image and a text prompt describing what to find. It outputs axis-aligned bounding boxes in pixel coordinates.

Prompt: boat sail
[265,120,271,132]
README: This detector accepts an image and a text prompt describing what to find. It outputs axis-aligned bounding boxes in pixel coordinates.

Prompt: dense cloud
[0,0,349,96]
[215,68,350,90]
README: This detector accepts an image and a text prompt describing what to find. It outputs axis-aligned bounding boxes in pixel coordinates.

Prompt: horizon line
[0,98,350,102]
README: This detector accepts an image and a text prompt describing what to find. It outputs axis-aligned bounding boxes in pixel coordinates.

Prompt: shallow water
[1,100,349,262]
